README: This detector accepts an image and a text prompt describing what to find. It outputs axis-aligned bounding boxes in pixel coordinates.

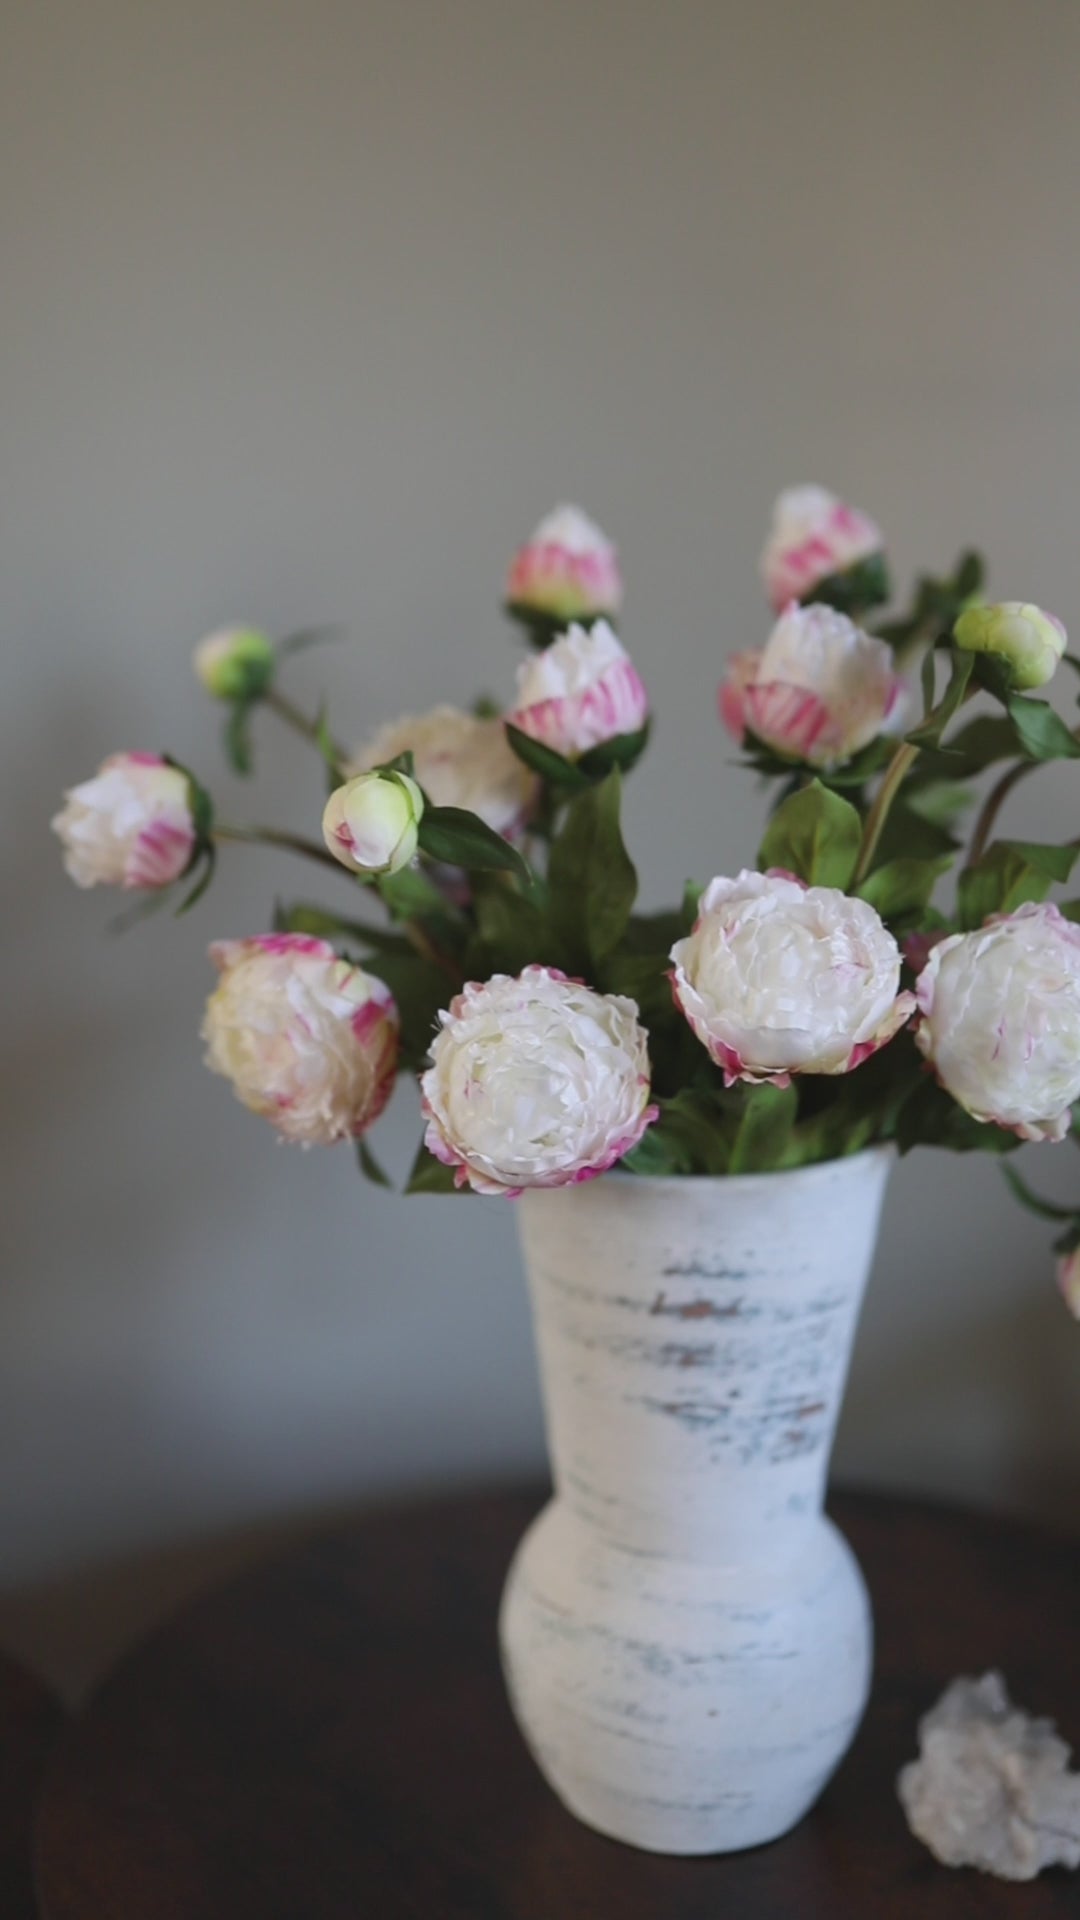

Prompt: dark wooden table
[34,1489,1080,1918]
[0,1653,64,1919]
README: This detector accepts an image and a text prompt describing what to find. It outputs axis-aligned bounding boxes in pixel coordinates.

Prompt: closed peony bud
[507,619,648,760]
[349,705,536,840]
[915,903,1080,1142]
[52,752,197,890]
[202,934,399,1145]
[506,504,623,624]
[670,869,915,1086]
[720,601,905,769]
[953,602,1066,692]
[1056,1245,1080,1319]
[760,485,885,612]
[193,625,276,701]
[322,770,424,876]
[420,966,657,1195]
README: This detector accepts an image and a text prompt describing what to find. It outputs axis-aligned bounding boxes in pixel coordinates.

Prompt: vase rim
[602,1141,895,1194]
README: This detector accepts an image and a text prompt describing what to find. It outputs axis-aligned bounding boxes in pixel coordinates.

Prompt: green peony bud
[194,626,276,701]
[953,602,1066,693]
[322,771,424,876]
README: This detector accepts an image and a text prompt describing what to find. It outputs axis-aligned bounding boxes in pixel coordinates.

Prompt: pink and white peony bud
[202,934,399,1145]
[1056,1245,1080,1319]
[322,770,423,876]
[760,485,884,612]
[193,625,275,701]
[349,706,537,840]
[953,602,1066,692]
[507,620,648,760]
[915,903,1080,1142]
[506,504,623,623]
[52,752,197,890]
[670,869,915,1086]
[720,601,905,769]
[420,966,658,1195]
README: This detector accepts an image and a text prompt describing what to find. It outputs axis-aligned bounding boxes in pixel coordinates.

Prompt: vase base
[499,1499,872,1857]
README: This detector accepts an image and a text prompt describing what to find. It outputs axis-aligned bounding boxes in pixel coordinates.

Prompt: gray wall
[3,0,1080,1674]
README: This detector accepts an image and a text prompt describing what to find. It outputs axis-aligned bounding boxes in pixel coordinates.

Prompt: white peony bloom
[322,771,424,876]
[193,625,275,701]
[52,752,197,890]
[1056,1246,1080,1319]
[506,504,623,622]
[202,934,399,1145]
[349,705,537,839]
[420,966,657,1194]
[507,619,649,760]
[953,602,1066,693]
[760,485,884,612]
[720,602,905,769]
[670,869,915,1085]
[915,903,1080,1142]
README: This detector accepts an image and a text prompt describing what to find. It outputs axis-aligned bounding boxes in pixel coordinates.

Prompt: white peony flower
[322,771,424,876]
[52,752,197,890]
[915,903,1080,1142]
[202,934,399,1145]
[193,625,275,701]
[507,620,649,760]
[953,602,1067,693]
[420,966,657,1195]
[760,485,884,612]
[670,869,915,1085]
[506,504,623,622]
[720,601,905,770]
[349,705,537,839]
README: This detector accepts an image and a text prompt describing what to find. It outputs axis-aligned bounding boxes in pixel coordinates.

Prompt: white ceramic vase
[498,1147,892,1855]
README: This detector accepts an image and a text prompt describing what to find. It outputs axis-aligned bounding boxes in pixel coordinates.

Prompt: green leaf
[468,873,558,975]
[272,901,415,955]
[874,795,960,866]
[1002,1163,1078,1223]
[315,703,346,789]
[548,770,638,965]
[504,723,591,792]
[362,953,451,1069]
[471,693,501,719]
[356,1138,393,1188]
[405,1139,465,1195]
[857,855,951,920]
[223,702,254,775]
[417,805,530,881]
[378,865,461,924]
[905,648,973,749]
[728,1083,799,1174]
[800,551,890,618]
[1058,899,1080,923]
[1005,693,1080,763]
[757,779,861,889]
[621,1090,729,1177]
[955,841,1078,930]
[577,723,651,780]
[175,846,216,915]
[895,1076,1020,1157]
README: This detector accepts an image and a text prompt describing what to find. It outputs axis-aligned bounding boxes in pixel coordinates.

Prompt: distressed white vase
[499,1147,892,1855]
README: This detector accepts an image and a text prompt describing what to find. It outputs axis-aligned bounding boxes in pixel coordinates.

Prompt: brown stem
[214,824,346,875]
[965,761,1034,868]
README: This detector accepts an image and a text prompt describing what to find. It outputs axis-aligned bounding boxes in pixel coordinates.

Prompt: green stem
[265,687,347,772]
[852,741,920,886]
[214,824,346,875]
[965,761,1033,868]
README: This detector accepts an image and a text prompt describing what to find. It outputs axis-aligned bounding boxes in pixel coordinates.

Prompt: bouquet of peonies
[53,493,1080,1306]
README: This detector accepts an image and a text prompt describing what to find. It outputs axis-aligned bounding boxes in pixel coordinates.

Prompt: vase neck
[517,1156,891,1565]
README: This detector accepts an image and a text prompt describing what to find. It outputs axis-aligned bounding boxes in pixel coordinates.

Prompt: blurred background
[3,0,1079,1697]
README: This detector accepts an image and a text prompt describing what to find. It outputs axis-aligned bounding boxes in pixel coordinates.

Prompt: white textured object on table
[899,1671,1080,1880]
[499,1148,892,1855]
